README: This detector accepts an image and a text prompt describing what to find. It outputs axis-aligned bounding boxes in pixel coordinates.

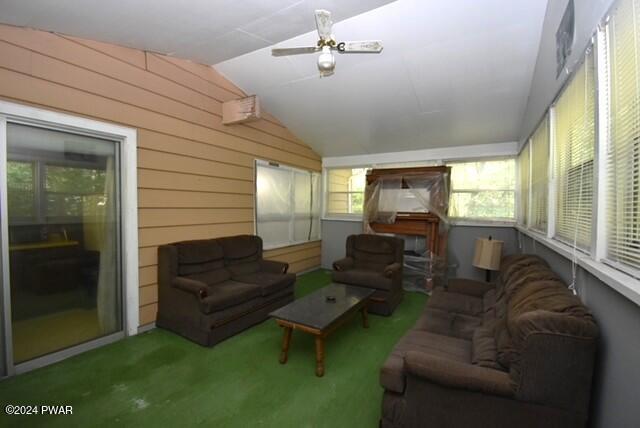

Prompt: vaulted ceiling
[0,0,548,157]
[0,0,395,64]
[216,0,548,156]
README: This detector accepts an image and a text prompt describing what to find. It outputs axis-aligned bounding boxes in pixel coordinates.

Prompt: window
[530,115,550,232]
[324,168,367,217]
[7,160,36,220]
[553,48,596,251]
[449,159,515,221]
[255,160,321,249]
[518,144,530,227]
[605,0,640,272]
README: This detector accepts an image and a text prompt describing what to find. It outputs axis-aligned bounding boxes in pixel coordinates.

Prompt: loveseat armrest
[259,259,289,274]
[404,351,513,397]
[333,257,355,271]
[172,277,208,299]
[445,278,496,297]
[384,262,402,277]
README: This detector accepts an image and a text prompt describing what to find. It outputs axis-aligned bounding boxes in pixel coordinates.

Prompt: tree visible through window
[449,159,516,221]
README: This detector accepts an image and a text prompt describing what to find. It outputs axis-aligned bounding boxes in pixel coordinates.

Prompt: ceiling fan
[271,9,383,77]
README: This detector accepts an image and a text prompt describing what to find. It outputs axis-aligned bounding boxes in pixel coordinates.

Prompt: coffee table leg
[361,305,369,329]
[315,336,325,377]
[279,326,292,364]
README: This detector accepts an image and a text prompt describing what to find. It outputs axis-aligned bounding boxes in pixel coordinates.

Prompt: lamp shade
[472,238,504,271]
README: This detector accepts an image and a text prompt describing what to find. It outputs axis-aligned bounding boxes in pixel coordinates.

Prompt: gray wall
[447,226,518,281]
[321,220,363,269]
[518,233,640,427]
[520,0,615,142]
[321,219,517,280]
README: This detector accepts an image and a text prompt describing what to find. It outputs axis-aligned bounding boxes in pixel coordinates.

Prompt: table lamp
[472,236,504,282]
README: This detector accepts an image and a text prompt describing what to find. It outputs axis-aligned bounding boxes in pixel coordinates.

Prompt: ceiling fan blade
[337,40,383,53]
[314,9,333,41]
[271,46,319,57]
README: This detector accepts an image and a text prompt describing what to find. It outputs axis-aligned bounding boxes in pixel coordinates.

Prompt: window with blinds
[605,0,640,272]
[518,144,530,226]
[553,48,596,251]
[530,115,550,232]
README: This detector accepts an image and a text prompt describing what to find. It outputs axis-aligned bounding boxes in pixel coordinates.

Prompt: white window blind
[530,115,550,232]
[325,168,367,217]
[255,161,320,249]
[518,144,530,227]
[606,0,640,272]
[449,159,515,221]
[554,48,596,251]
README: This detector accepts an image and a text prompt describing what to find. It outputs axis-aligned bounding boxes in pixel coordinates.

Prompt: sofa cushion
[351,234,398,266]
[498,255,549,287]
[507,280,591,326]
[483,289,497,323]
[199,281,261,314]
[184,268,231,286]
[202,287,293,329]
[414,307,482,340]
[219,235,262,275]
[232,272,295,296]
[332,268,393,291]
[176,239,226,276]
[495,318,518,369]
[428,289,483,316]
[380,330,471,393]
[471,322,502,370]
[176,239,223,264]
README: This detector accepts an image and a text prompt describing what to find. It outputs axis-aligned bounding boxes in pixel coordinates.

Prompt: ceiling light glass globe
[317,46,335,74]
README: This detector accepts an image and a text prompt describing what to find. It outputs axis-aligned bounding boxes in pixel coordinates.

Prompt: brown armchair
[332,234,404,316]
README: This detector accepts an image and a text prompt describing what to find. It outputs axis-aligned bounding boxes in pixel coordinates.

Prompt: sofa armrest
[384,262,402,277]
[333,257,355,271]
[446,278,496,297]
[260,259,289,274]
[404,351,513,397]
[172,277,208,299]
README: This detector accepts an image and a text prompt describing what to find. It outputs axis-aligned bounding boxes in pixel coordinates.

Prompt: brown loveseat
[157,235,295,346]
[332,234,404,316]
[379,254,599,428]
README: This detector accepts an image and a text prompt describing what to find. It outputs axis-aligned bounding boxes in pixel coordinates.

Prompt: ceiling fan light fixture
[317,46,335,76]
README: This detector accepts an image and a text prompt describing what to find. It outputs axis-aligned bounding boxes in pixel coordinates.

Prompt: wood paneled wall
[0,24,322,327]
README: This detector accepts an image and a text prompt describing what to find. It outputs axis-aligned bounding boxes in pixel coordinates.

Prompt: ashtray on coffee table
[269,283,374,377]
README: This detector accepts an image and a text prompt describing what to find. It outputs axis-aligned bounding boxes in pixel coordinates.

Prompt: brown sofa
[380,254,599,428]
[157,235,295,346]
[332,234,404,316]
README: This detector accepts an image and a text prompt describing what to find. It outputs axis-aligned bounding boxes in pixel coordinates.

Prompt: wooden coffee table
[269,283,374,377]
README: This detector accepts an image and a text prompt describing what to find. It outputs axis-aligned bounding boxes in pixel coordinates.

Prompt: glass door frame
[0,101,140,377]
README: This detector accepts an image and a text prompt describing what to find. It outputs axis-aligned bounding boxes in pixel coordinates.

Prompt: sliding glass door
[4,123,122,365]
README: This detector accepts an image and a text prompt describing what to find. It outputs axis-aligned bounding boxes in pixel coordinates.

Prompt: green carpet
[0,270,427,427]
